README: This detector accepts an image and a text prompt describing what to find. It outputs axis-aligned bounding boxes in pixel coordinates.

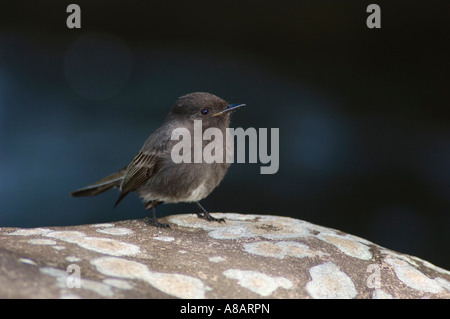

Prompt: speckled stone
[0,213,449,299]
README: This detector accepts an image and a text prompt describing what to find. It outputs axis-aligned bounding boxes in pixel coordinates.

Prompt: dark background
[0,1,448,269]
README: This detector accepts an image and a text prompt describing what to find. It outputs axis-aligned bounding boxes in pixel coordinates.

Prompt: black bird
[71,92,245,228]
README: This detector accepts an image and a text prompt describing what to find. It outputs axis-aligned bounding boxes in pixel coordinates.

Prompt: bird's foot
[145,217,170,228]
[196,212,225,223]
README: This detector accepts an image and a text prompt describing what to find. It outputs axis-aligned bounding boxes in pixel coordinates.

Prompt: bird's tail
[70,167,127,197]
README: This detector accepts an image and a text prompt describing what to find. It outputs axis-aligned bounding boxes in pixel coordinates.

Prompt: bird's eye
[201,108,209,115]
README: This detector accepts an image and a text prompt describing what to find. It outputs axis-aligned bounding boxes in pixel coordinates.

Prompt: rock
[0,213,449,299]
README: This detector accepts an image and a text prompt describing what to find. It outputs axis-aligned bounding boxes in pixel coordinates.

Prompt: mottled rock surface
[0,213,449,299]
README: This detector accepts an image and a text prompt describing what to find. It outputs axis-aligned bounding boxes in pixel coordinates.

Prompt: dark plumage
[71,92,244,227]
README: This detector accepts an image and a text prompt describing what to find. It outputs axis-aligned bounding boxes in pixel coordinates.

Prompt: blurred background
[0,1,448,269]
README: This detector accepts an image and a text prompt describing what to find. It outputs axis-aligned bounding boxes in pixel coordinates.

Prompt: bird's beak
[213,103,246,116]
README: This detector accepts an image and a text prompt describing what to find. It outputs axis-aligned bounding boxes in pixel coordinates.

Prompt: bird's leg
[195,202,225,223]
[148,207,170,228]
[145,201,170,228]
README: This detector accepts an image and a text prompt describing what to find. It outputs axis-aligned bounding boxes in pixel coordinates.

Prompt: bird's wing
[114,151,165,207]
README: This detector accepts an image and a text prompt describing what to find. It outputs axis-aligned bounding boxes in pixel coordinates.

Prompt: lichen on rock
[0,213,448,299]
